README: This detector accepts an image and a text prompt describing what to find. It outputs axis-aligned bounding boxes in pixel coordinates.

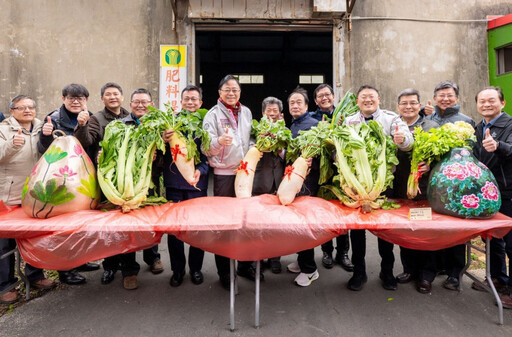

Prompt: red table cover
[1,195,511,270]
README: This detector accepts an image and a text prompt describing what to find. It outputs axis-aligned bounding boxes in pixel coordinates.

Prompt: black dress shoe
[101,270,116,285]
[270,259,282,274]
[170,271,185,287]
[219,274,231,290]
[396,272,413,284]
[443,276,459,291]
[347,273,368,291]
[76,262,100,272]
[379,272,398,290]
[59,271,86,285]
[417,279,432,294]
[336,253,354,272]
[190,271,204,285]
[322,252,334,269]
[237,265,264,282]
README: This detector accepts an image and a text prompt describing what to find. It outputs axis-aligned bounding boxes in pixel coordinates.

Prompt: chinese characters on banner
[159,45,187,111]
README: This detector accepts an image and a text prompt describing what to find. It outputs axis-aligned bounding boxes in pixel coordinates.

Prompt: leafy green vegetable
[251,116,292,154]
[324,121,398,212]
[407,121,476,199]
[98,104,210,212]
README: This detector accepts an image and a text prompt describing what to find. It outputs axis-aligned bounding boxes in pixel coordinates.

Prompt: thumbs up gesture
[423,100,434,116]
[77,104,90,126]
[393,124,405,145]
[482,128,498,152]
[218,127,233,146]
[42,116,54,136]
[13,129,25,146]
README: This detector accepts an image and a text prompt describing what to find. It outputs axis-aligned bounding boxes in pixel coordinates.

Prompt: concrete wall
[2,0,512,122]
[0,0,177,117]
[348,0,512,120]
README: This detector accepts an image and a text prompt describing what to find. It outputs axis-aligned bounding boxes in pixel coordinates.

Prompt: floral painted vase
[21,133,100,218]
[427,147,501,219]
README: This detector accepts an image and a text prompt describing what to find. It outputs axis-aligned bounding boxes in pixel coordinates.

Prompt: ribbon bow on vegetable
[235,160,253,176]
[171,144,186,161]
[283,165,305,181]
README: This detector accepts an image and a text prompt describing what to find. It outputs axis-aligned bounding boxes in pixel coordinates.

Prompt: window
[299,75,324,84]
[233,74,264,84]
[496,44,512,75]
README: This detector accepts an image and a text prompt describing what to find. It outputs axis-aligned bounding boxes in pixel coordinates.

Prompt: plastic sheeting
[1,195,511,270]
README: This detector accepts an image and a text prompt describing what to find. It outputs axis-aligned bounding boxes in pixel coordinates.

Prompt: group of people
[1,76,511,310]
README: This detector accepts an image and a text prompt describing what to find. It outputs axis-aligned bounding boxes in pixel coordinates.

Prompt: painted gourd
[427,147,501,219]
[21,131,100,218]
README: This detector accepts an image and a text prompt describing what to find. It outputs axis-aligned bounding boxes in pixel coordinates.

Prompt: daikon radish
[277,156,309,205]
[234,147,261,198]
[170,132,197,188]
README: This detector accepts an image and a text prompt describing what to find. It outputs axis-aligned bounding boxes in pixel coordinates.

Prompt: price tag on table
[409,207,432,220]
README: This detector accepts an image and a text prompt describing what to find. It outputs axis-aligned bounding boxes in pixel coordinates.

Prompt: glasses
[131,100,151,106]
[220,89,240,94]
[182,97,200,102]
[316,93,333,99]
[12,106,35,111]
[436,94,456,99]
[398,102,420,106]
[65,96,86,102]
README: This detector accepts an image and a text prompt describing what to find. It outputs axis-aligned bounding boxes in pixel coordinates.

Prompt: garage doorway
[196,29,333,123]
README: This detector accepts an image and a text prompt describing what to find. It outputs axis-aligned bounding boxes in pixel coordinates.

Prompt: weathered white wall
[2,0,512,122]
[348,0,512,120]
[0,0,177,116]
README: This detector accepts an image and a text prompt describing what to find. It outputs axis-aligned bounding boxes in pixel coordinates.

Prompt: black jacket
[474,113,512,199]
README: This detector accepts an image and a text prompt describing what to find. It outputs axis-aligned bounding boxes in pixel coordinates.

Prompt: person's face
[356,88,380,116]
[10,98,36,124]
[181,90,202,112]
[218,79,241,106]
[62,95,88,113]
[397,95,421,121]
[476,89,505,122]
[288,93,308,119]
[101,87,124,110]
[130,93,153,118]
[433,87,458,112]
[262,103,281,122]
[314,87,334,112]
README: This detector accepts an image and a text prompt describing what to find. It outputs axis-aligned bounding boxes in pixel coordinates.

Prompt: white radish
[170,133,198,188]
[234,147,261,198]
[277,156,309,205]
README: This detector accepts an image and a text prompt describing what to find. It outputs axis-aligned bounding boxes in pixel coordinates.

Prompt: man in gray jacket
[344,85,413,292]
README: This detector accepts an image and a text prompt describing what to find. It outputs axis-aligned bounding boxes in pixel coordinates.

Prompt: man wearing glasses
[424,81,475,292]
[309,84,354,273]
[38,83,100,285]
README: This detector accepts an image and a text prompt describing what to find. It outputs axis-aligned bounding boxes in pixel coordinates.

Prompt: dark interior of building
[196,30,332,123]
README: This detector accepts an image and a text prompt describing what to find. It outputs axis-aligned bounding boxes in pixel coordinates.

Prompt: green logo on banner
[165,49,181,65]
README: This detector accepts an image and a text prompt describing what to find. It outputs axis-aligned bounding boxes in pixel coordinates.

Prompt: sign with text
[409,207,432,220]
[159,45,187,112]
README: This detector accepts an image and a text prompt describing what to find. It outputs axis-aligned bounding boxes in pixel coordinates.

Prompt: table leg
[230,258,235,331]
[255,260,260,328]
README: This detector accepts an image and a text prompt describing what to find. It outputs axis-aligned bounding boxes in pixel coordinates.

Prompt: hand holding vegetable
[418,161,430,174]
[189,169,201,186]
[42,116,54,136]
[13,129,24,146]
[218,127,232,146]
[162,129,175,143]
[482,128,498,152]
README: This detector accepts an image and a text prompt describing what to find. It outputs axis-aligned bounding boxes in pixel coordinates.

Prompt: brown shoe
[498,293,512,309]
[472,278,509,294]
[150,260,164,274]
[123,275,139,290]
[0,289,19,304]
[32,278,57,290]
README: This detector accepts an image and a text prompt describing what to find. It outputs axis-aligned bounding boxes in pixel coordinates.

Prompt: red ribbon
[283,165,305,181]
[235,160,253,175]
[171,144,185,161]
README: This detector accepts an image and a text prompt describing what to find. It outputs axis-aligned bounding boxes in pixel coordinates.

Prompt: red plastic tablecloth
[1,195,511,270]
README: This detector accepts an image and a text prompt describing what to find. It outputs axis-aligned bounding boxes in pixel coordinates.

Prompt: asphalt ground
[1,233,511,337]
